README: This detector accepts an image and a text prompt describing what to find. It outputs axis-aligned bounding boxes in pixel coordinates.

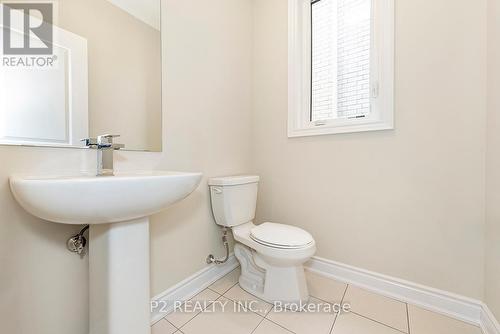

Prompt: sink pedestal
[89,218,150,334]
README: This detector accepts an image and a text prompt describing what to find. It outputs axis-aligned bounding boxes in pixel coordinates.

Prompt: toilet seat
[250,222,314,249]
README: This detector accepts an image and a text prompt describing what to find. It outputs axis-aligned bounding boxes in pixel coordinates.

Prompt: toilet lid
[250,222,314,249]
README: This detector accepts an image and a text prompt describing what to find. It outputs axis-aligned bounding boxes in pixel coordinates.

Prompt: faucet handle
[97,134,124,150]
[97,134,120,143]
[81,135,124,150]
[99,134,120,139]
[112,143,125,150]
[80,137,98,147]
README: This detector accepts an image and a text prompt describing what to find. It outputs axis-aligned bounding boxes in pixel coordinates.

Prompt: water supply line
[206,227,230,264]
[67,225,89,255]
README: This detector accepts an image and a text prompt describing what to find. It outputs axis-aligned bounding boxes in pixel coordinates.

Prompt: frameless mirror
[0,0,162,151]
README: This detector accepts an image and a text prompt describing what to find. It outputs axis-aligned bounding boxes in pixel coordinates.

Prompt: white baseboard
[482,304,500,334]
[149,253,499,333]
[150,254,238,324]
[305,256,499,334]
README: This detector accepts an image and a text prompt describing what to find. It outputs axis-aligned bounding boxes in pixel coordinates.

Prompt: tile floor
[152,268,484,334]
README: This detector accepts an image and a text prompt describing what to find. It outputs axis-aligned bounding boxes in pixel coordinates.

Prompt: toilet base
[234,243,310,306]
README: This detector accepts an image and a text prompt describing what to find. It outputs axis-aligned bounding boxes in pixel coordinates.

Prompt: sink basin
[10,171,203,224]
[9,171,202,334]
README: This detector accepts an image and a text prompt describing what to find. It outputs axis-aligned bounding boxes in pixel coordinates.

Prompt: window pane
[311,0,371,122]
[311,0,338,121]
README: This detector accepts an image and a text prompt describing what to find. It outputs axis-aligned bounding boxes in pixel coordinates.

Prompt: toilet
[208,175,316,305]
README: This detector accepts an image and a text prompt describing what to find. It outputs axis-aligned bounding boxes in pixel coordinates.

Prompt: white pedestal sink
[9,171,203,334]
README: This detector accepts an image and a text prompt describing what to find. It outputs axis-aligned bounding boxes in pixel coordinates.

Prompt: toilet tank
[208,175,259,227]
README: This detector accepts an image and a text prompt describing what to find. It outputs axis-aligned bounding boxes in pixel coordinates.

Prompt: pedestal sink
[9,171,203,334]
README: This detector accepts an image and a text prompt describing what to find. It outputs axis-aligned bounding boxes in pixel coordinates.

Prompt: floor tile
[166,289,220,328]
[223,284,273,316]
[266,297,337,334]
[253,319,294,334]
[408,305,483,334]
[180,297,262,334]
[209,268,241,294]
[306,270,348,304]
[152,319,177,334]
[343,286,408,333]
[332,312,404,334]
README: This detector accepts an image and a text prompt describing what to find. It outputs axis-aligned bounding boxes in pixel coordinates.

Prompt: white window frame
[288,0,394,137]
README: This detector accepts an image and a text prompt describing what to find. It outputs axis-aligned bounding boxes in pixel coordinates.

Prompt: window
[288,0,394,137]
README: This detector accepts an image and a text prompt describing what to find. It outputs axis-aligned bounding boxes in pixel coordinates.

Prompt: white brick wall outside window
[311,0,371,121]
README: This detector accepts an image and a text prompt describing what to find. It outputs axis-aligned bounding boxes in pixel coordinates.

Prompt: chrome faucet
[81,134,125,176]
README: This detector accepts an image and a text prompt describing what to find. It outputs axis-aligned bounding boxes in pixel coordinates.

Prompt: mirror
[0,0,162,151]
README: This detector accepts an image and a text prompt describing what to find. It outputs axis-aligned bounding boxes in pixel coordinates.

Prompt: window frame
[288,0,394,137]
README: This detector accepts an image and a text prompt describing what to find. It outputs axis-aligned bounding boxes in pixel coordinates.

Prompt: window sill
[288,120,394,138]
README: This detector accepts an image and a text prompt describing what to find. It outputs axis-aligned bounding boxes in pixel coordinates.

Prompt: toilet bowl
[208,175,316,305]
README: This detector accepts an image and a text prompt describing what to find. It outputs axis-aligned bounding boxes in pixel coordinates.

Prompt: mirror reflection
[0,0,162,151]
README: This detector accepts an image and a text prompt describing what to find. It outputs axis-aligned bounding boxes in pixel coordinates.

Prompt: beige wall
[252,0,487,299]
[486,0,500,320]
[59,0,162,152]
[150,0,253,295]
[0,148,92,334]
[0,1,253,333]
[2,1,499,333]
